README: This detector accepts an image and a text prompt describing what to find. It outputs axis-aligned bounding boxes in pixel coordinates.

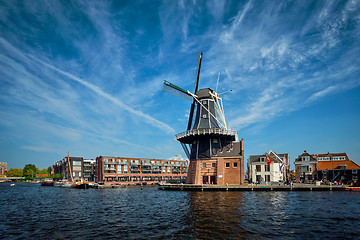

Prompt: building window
[256,165,261,172]
[265,175,270,182]
[352,170,358,174]
[225,162,230,168]
[233,162,238,168]
[260,157,265,162]
[202,163,206,168]
[73,161,82,166]
[301,156,310,161]
[265,165,270,172]
[300,166,309,172]
[212,163,216,168]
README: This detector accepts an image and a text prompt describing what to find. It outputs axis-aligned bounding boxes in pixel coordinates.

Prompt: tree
[6,168,23,177]
[39,168,48,174]
[23,164,37,178]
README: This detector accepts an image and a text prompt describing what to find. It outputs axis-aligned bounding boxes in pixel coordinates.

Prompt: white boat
[57,180,72,188]
[10,183,15,187]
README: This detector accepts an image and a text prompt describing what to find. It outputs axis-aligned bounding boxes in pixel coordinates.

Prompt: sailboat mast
[67,152,73,182]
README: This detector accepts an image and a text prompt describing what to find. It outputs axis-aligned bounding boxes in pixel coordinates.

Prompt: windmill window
[203,114,207,118]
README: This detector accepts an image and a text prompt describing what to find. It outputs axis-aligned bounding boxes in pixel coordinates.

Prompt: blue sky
[0,0,359,169]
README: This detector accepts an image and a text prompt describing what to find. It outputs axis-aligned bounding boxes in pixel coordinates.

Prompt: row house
[83,159,96,182]
[52,157,96,182]
[294,151,318,182]
[248,150,289,184]
[95,156,189,183]
[294,151,360,183]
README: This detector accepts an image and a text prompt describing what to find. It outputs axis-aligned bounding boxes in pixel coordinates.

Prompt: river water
[0,182,359,239]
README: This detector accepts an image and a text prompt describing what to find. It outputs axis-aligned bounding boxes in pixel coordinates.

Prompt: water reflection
[183,191,246,239]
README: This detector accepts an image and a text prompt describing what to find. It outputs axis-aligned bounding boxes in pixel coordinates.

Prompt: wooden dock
[158,183,348,191]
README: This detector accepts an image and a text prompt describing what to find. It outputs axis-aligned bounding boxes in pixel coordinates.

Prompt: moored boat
[41,179,55,186]
[57,180,72,188]
[71,179,89,189]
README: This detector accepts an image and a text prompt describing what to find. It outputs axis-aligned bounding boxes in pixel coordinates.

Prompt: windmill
[163,52,244,185]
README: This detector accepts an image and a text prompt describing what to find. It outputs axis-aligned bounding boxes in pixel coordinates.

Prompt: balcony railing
[175,128,237,140]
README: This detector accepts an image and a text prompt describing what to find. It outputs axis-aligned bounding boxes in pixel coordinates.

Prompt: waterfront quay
[159,183,349,191]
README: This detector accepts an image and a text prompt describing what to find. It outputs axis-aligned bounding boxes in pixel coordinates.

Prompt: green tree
[23,164,37,178]
[39,168,48,174]
[6,168,23,177]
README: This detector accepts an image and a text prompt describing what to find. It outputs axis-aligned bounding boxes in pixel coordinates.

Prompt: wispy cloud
[1,0,360,167]
[188,1,360,130]
[21,145,57,153]
[29,55,175,134]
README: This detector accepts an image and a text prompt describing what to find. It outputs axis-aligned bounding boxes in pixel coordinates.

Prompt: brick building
[294,151,360,183]
[52,156,86,181]
[95,156,189,183]
[185,138,245,185]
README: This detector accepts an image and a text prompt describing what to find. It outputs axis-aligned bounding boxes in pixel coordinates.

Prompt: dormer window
[301,156,310,161]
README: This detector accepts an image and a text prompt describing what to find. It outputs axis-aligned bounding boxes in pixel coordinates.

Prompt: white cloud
[28,54,175,134]
[22,145,57,153]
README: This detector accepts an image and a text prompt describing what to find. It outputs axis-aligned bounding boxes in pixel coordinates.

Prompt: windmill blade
[187,51,203,130]
[163,81,193,102]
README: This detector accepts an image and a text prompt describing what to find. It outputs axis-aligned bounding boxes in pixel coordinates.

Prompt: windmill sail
[187,51,202,130]
[163,81,193,102]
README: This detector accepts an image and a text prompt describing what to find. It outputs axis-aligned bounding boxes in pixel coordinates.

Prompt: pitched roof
[317,160,360,171]
[36,174,49,177]
[313,152,349,160]
[249,151,288,163]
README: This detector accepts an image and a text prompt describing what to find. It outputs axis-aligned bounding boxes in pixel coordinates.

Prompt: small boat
[10,183,15,187]
[72,179,89,189]
[41,179,55,186]
[58,180,72,188]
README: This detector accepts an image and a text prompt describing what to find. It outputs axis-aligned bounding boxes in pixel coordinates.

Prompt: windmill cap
[195,88,214,99]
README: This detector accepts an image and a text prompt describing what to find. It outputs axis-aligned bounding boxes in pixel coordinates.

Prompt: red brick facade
[186,139,245,185]
[95,156,188,183]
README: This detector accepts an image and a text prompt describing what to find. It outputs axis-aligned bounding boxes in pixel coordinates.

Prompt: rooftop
[317,160,360,171]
